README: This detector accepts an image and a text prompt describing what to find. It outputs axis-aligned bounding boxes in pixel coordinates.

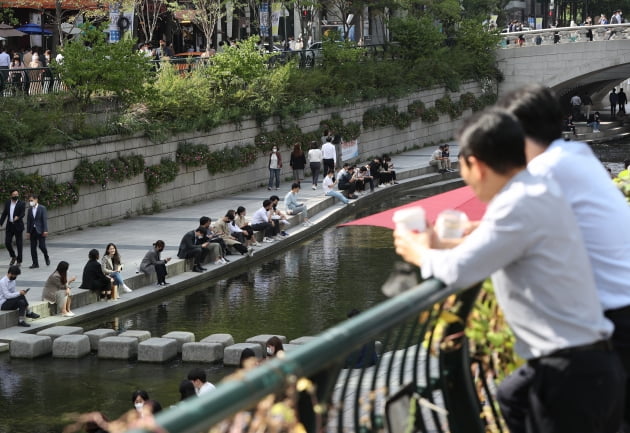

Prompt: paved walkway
[0,143,460,343]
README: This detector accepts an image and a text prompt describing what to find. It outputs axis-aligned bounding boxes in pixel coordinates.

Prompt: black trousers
[1,294,28,316]
[5,223,23,263]
[154,263,167,284]
[606,305,630,429]
[251,222,274,238]
[183,247,208,266]
[322,158,335,177]
[497,344,625,433]
[30,229,49,266]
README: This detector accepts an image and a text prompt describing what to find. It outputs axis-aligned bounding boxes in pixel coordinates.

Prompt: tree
[134,0,175,43]
[189,0,234,50]
[55,23,152,105]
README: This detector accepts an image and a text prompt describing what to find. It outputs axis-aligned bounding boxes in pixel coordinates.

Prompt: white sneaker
[62,312,75,317]
[251,241,260,247]
[263,237,274,243]
[123,285,132,293]
[247,247,255,257]
[312,185,316,190]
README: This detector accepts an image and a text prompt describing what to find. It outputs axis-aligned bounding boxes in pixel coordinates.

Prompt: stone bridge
[497,23,630,104]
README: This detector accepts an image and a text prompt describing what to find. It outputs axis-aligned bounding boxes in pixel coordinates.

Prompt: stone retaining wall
[4,82,481,234]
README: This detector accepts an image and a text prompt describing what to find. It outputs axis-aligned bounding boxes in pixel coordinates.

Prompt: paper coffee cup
[393,207,426,232]
[435,209,469,239]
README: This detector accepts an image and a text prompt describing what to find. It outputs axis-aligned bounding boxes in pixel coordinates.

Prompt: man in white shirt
[499,84,630,431]
[250,199,277,242]
[0,265,39,327]
[394,109,624,433]
[429,145,447,173]
[187,368,216,396]
[0,47,10,84]
[321,136,337,178]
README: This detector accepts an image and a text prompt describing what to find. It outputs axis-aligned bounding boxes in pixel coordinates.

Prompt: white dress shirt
[321,142,336,164]
[421,170,612,360]
[528,138,630,311]
[250,207,270,225]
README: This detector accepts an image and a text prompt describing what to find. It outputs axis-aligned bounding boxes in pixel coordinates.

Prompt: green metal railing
[128,278,501,433]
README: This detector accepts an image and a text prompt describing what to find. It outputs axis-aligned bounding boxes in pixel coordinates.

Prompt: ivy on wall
[0,171,78,210]
[73,154,145,187]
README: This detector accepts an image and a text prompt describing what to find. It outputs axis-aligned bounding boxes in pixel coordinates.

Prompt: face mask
[272,149,277,152]
[11,196,18,201]
[29,201,35,207]
[266,347,274,356]
[197,235,204,239]
[134,402,144,411]
[8,276,16,281]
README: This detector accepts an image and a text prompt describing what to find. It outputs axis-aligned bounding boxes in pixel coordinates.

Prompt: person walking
[307,141,323,190]
[321,136,337,180]
[289,143,307,186]
[0,190,25,266]
[26,194,50,269]
[582,92,593,120]
[610,88,618,118]
[618,88,627,114]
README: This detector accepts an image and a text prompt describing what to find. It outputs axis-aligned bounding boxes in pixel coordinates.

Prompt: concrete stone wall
[6,82,481,234]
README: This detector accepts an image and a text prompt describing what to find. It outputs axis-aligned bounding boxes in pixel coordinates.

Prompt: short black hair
[496,84,563,147]
[88,248,100,261]
[195,226,207,235]
[7,265,20,276]
[291,182,300,189]
[199,216,210,226]
[262,199,272,208]
[269,195,279,202]
[187,368,206,382]
[457,108,526,175]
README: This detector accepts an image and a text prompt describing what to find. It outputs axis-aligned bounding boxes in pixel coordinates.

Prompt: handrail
[127,278,494,433]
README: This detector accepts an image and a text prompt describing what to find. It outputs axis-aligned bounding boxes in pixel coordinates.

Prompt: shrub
[144,158,179,193]
[362,106,399,129]
[421,107,440,123]
[206,144,259,175]
[176,142,210,168]
[408,100,426,118]
[74,155,145,187]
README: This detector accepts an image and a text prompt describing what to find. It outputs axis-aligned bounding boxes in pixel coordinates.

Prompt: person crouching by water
[42,261,76,317]
[79,249,114,300]
[0,265,39,327]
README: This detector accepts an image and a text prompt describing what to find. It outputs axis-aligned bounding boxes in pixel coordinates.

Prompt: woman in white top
[267,146,282,190]
[307,141,323,190]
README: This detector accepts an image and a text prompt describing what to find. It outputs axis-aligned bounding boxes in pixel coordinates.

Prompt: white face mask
[29,200,35,207]
[266,347,274,356]
[134,402,144,411]
[272,148,277,153]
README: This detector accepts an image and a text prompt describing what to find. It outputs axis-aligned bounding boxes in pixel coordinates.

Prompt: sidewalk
[0,144,460,343]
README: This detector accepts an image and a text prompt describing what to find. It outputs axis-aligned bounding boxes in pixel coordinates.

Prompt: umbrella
[338,186,486,230]
[16,23,52,35]
[0,23,25,38]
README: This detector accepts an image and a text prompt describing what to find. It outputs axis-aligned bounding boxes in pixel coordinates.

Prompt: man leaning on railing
[394,108,624,433]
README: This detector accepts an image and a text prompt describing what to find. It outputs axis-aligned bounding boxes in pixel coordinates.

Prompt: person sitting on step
[0,265,39,327]
[79,249,114,300]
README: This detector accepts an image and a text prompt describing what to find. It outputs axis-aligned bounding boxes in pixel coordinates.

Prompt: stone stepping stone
[200,333,234,348]
[223,342,262,367]
[98,336,138,360]
[36,326,84,341]
[10,334,52,359]
[138,337,178,363]
[162,331,195,353]
[118,330,151,342]
[182,342,223,363]
[84,329,117,351]
[53,334,91,358]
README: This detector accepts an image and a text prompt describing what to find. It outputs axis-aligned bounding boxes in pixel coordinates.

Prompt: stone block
[36,326,84,341]
[138,338,178,363]
[223,343,262,367]
[245,334,287,353]
[161,331,195,353]
[200,333,234,348]
[282,343,301,353]
[84,329,117,351]
[98,337,138,360]
[289,336,316,345]
[118,330,151,342]
[0,343,8,353]
[10,334,52,359]
[182,342,223,363]
[53,334,91,358]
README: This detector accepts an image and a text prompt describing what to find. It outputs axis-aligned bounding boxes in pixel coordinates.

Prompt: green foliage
[389,16,447,61]
[467,279,522,382]
[74,154,145,187]
[144,158,179,193]
[0,171,78,210]
[450,20,502,81]
[176,142,210,168]
[55,23,152,105]
[206,145,259,175]
[407,100,426,118]
[363,106,399,129]
[435,94,463,119]
[320,114,362,140]
[255,126,304,151]
[421,107,440,123]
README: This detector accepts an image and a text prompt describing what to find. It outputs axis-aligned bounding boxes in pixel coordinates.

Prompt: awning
[339,186,486,230]
[0,0,101,9]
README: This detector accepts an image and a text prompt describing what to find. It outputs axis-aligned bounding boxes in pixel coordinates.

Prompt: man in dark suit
[26,194,50,269]
[0,190,25,266]
[177,227,209,273]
